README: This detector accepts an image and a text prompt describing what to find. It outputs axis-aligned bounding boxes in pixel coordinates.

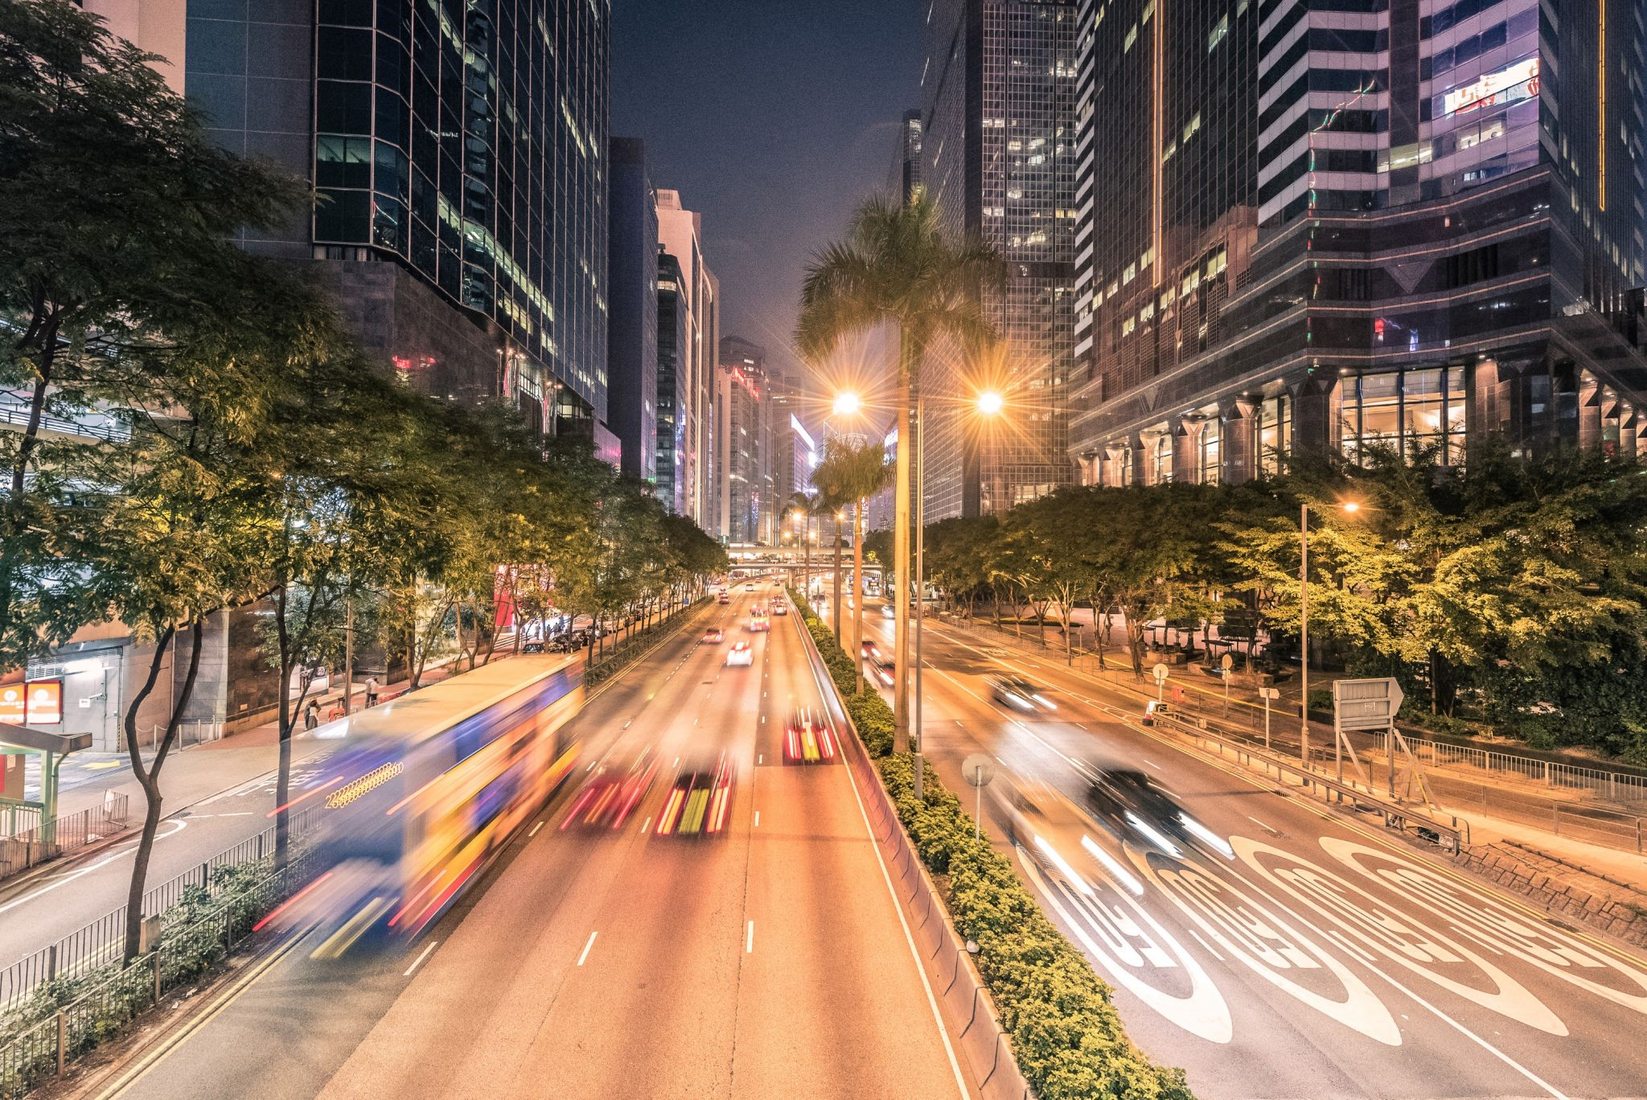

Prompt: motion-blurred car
[745,583,756,592]
[746,613,770,633]
[702,627,724,644]
[880,603,896,620]
[989,676,1057,712]
[655,755,735,837]
[772,603,789,616]
[861,639,882,660]
[560,752,658,831]
[1084,768,1229,859]
[783,708,839,765]
[867,655,896,687]
[717,591,731,605]
[726,641,754,667]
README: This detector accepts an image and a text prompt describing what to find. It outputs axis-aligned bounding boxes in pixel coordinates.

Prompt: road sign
[961,754,996,788]
[1259,687,1280,700]
[1332,677,1404,731]
[1220,654,1233,671]
[1152,663,1170,683]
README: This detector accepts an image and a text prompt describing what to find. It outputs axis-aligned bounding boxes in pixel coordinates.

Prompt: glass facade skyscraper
[1071,0,1647,485]
[182,0,610,433]
[921,0,1079,520]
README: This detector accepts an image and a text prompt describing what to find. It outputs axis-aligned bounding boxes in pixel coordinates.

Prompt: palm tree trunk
[853,500,865,693]
[892,357,912,753]
[831,516,843,644]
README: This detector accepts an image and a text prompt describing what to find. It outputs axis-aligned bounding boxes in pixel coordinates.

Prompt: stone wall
[1455,841,1647,948]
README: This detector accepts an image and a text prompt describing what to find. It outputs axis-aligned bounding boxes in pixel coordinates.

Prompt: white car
[726,641,754,667]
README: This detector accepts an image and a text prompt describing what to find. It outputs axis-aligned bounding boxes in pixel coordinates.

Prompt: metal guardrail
[0,850,313,1098]
[0,806,317,1016]
[1151,711,1471,852]
[0,793,131,880]
[1405,737,1647,803]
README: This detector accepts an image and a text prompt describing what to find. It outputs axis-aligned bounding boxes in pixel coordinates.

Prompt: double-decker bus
[274,655,583,954]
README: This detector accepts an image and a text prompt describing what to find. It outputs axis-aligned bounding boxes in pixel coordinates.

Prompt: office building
[171,0,613,443]
[921,0,1079,520]
[716,337,769,544]
[656,251,690,514]
[609,138,659,484]
[1071,0,1647,485]
[656,189,719,524]
[892,108,924,203]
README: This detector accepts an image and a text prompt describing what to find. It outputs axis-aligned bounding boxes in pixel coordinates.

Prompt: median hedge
[789,589,1193,1100]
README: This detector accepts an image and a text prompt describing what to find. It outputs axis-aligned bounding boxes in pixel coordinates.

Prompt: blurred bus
[274,655,583,954]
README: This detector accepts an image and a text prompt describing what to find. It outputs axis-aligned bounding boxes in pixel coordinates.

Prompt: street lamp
[833,390,863,418]
[1299,498,1361,767]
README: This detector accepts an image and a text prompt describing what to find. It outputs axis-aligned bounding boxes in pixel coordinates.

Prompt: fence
[0,850,312,1099]
[139,720,224,752]
[0,793,130,880]
[0,806,317,1018]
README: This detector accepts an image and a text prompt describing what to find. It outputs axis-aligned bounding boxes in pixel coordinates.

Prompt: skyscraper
[177,0,612,442]
[921,0,1079,520]
[1071,0,1647,484]
[656,250,690,514]
[608,138,659,484]
[656,189,719,525]
[716,336,769,544]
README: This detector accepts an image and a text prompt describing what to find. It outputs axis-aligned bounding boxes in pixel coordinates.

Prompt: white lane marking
[1141,758,1160,769]
[577,931,599,967]
[760,715,766,724]
[745,920,755,954]
[528,820,544,838]
[835,739,972,1098]
[403,940,439,977]
[640,816,651,833]
[0,818,188,917]
[623,720,632,730]
[1247,815,1277,835]
[754,811,761,828]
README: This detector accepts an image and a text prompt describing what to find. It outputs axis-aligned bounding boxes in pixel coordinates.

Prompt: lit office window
[1259,395,1291,476]
[1199,418,1220,484]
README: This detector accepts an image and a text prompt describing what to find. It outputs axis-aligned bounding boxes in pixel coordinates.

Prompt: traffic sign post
[1331,678,1404,789]
[1220,654,1233,714]
[1259,686,1280,751]
[962,753,995,839]
[1152,662,1169,704]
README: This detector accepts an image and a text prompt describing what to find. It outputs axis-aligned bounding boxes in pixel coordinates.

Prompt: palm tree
[797,191,1001,756]
[787,490,820,601]
[812,438,895,691]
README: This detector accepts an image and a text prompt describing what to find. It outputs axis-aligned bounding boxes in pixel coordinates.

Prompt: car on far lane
[745,583,756,592]
[989,676,1057,712]
[655,754,736,837]
[772,603,788,616]
[861,639,882,660]
[867,655,896,687]
[880,603,896,620]
[717,591,731,605]
[746,613,770,633]
[726,641,754,667]
[783,708,839,765]
[702,627,724,644]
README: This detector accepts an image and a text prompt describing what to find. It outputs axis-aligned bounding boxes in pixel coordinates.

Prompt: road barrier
[0,793,131,881]
[0,805,317,1017]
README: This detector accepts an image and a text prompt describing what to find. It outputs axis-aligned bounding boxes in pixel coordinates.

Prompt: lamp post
[1299,499,1359,767]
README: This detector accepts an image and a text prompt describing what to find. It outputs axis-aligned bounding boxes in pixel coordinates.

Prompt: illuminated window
[1259,395,1291,476]
[1199,419,1221,484]
[1150,434,1173,484]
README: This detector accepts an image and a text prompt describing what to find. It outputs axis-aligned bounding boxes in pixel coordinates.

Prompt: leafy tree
[0,0,302,670]
[798,191,1003,752]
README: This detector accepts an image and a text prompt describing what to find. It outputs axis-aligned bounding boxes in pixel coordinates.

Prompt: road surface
[95,585,971,1100]
[861,604,1647,1100]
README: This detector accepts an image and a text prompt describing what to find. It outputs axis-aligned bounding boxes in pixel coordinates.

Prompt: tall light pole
[1299,499,1359,768]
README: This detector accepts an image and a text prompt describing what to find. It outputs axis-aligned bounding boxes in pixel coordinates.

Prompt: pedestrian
[365,675,379,707]
[304,698,320,731]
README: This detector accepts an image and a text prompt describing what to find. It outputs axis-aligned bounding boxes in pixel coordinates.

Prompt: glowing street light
[833,390,862,417]
[976,389,1005,417]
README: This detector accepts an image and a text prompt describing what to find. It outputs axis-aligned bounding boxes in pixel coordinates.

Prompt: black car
[1084,768,1229,859]
[988,676,1056,712]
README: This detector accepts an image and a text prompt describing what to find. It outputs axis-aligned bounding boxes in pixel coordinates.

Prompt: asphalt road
[94,585,971,1100]
[860,605,1647,1100]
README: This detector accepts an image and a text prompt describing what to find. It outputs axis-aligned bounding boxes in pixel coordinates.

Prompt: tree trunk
[120,624,174,962]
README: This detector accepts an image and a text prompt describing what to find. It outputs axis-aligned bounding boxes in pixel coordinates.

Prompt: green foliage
[790,587,894,755]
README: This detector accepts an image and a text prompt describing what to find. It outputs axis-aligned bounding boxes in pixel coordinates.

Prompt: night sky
[613,1,922,410]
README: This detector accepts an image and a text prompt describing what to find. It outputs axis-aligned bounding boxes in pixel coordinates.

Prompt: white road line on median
[745,920,755,954]
[1141,758,1160,769]
[757,754,763,765]
[577,931,599,967]
[1247,815,1277,835]
[403,940,439,977]
[0,819,188,917]
[528,821,544,838]
[754,811,761,827]
[640,816,651,833]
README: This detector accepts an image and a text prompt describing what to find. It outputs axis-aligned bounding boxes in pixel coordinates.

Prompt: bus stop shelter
[1,721,92,849]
